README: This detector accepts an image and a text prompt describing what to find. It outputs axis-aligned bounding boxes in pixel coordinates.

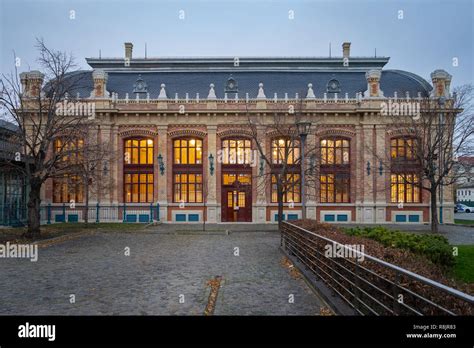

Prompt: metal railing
[39,203,160,225]
[280,221,474,316]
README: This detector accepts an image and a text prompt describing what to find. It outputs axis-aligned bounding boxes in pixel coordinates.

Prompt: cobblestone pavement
[0,231,323,315]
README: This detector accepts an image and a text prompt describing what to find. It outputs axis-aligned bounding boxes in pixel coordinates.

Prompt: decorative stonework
[118,125,158,137]
[314,126,356,138]
[217,126,254,138]
[167,126,207,139]
[386,127,416,136]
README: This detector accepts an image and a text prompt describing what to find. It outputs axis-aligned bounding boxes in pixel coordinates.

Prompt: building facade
[21,42,456,224]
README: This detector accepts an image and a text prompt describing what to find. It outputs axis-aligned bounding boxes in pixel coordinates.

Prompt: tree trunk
[277,181,284,230]
[430,187,439,233]
[84,178,89,224]
[24,178,42,239]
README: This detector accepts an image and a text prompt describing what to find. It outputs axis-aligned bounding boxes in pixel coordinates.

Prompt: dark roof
[69,70,433,99]
[0,120,19,133]
[60,56,434,99]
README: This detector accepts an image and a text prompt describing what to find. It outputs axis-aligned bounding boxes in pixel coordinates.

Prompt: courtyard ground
[0,229,324,315]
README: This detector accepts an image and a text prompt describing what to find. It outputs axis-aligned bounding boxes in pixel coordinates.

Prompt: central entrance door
[222,174,252,222]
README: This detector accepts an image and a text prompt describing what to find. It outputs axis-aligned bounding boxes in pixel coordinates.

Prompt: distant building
[454,157,474,204]
[0,120,27,226]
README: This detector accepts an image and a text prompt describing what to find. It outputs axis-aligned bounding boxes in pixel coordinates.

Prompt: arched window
[271,138,301,203]
[52,138,84,203]
[320,137,350,203]
[390,137,421,203]
[173,138,203,203]
[123,137,154,203]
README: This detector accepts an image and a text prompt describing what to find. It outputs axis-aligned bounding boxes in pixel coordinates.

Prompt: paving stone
[0,231,322,315]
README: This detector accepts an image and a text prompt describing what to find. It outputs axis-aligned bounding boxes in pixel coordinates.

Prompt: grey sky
[0,0,473,86]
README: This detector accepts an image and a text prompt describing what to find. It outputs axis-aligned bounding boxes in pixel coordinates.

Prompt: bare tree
[0,38,92,238]
[66,126,116,224]
[246,100,318,227]
[375,85,473,232]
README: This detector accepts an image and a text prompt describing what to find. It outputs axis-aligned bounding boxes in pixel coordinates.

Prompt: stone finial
[158,83,167,99]
[207,83,217,99]
[19,70,44,97]
[430,69,452,98]
[306,83,316,99]
[257,82,266,99]
[364,69,384,97]
[92,69,108,98]
[124,42,133,60]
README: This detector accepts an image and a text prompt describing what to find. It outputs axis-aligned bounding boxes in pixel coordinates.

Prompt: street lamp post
[297,121,312,220]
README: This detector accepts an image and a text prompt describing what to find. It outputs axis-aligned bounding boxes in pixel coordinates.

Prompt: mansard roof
[66,56,433,99]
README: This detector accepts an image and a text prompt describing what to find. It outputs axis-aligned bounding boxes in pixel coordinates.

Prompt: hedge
[343,226,455,268]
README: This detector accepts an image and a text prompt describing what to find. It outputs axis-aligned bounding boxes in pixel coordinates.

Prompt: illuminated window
[320,138,350,165]
[271,138,300,165]
[124,173,154,203]
[222,139,252,164]
[174,173,203,203]
[173,138,202,164]
[390,137,421,203]
[54,138,84,163]
[391,174,420,203]
[320,138,350,203]
[320,174,350,203]
[391,138,417,160]
[123,137,154,203]
[222,174,251,185]
[173,138,203,203]
[52,138,84,203]
[124,138,154,164]
[53,175,83,203]
[271,174,301,203]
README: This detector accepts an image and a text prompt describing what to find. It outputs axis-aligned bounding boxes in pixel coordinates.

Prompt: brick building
[20,42,456,224]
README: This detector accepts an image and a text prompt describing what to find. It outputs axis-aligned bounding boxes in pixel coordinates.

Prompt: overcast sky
[0,0,473,86]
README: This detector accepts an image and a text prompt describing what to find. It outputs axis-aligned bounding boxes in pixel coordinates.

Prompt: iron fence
[280,221,474,315]
[39,203,160,225]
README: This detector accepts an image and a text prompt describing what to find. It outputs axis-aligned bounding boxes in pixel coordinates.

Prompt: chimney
[430,69,452,98]
[124,42,133,60]
[342,42,351,59]
[19,70,44,98]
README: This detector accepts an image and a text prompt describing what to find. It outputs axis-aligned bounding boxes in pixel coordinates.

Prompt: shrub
[343,226,455,268]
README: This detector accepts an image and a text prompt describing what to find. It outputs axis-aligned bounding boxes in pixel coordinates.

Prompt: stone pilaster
[206,125,218,222]
[255,126,267,222]
[157,125,168,221]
